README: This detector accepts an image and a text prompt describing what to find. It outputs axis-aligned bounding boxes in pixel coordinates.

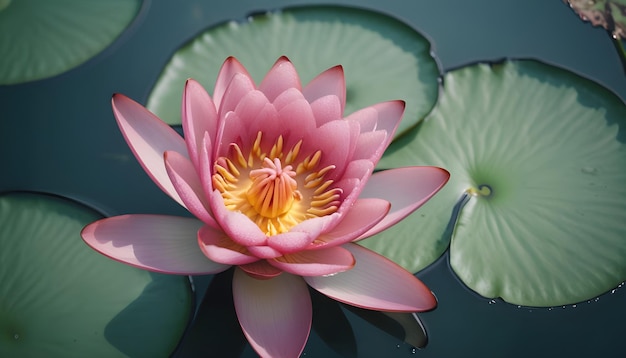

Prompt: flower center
[213,131,342,236]
[247,157,299,218]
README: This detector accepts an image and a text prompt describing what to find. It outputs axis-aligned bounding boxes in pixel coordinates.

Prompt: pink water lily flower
[82,56,449,358]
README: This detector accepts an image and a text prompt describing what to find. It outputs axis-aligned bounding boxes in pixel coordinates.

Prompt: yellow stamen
[212,131,343,236]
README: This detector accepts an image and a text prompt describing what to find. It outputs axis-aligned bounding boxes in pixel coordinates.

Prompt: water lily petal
[218,73,256,119]
[305,243,436,312]
[267,231,315,254]
[347,100,405,150]
[164,150,218,227]
[247,245,283,259]
[335,159,374,216]
[81,215,229,275]
[358,166,450,239]
[197,225,259,265]
[259,56,302,102]
[310,94,343,127]
[305,119,357,181]
[239,261,283,279]
[232,90,276,141]
[111,94,187,207]
[302,65,346,113]
[276,98,316,134]
[182,79,218,169]
[198,132,215,199]
[347,107,377,132]
[352,130,388,162]
[313,198,390,248]
[209,191,267,246]
[233,269,312,358]
[272,87,305,111]
[270,246,355,276]
[213,56,253,110]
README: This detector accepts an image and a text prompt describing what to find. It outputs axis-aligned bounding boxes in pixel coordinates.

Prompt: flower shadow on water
[104,272,192,358]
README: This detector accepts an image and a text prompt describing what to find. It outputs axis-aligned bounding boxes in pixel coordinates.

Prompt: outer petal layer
[197,225,259,265]
[164,150,218,227]
[305,243,437,312]
[182,79,218,169]
[313,198,390,248]
[358,166,450,239]
[112,94,188,208]
[270,246,355,276]
[81,215,229,275]
[233,269,312,358]
[302,65,346,114]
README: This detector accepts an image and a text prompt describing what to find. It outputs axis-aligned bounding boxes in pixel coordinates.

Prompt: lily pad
[362,60,626,306]
[0,192,192,357]
[146,5,440,137]
[0,0,141,85]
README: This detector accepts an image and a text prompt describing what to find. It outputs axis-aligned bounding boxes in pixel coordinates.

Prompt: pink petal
[272,87,305,111]
[208,190,268,246]
[357,166,450,239]
[213,111,244,159]
[233,269,312,358]
[303,119,357,181]
[111,94,188,208]
[347,107,377,132]
[247,245,283,259]
[305,243,436,311]
[346,100,405,150]
[239,260,283,279]
[213,56,253,110]
[259,56,302,102]
[81,215,229,275]
[275,98,316,141]
[232,90,276,141]
[334,159,374,217]
[198,132,215,199]
[352,130,388,162]
[218,73,256,119]
[302,65,346,113]
[310,95,343,127]
[164,150,218,227]
[197,225,259,265]
[182,79,218,169]
[267,231,315,254]
[269,246,355,276]
[312,198,390,249]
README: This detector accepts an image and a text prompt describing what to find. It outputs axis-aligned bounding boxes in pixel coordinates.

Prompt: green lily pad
[0,192,192,357]
[362,60,626,306]
[146,5,440,137]
[0,0,141,85]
